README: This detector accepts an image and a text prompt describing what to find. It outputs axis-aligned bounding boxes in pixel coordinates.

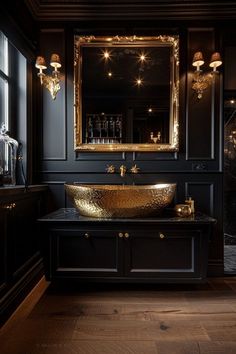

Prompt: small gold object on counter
[174,204,192,217]
[185,196,195,214]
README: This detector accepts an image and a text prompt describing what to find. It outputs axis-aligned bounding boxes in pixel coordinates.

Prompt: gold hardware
[119,165,127,177]
[0,202,16,210]
[130,164,140,174]
[174,204,191,217]
[84,232,90,239]
[124,232,130,238]
[159,233,165,239]
[184,196,195,214]
[192,51,222,99]
[118,232,123,238]
[150,131,161,144]
[106,164,115,173]
[35,54,61,100]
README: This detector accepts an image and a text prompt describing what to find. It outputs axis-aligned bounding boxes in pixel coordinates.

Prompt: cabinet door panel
[51,229,122,277]
[8,196,40,278]
[0,211,7,295]
[124,229,204,279]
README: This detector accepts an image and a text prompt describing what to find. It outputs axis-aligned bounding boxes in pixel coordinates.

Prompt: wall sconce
[192,51,222,99]
[35,54,61,100]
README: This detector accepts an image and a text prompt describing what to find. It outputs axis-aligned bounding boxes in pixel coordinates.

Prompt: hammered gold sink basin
[65,183,176,218]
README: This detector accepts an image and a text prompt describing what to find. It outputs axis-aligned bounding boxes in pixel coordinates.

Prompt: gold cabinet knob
[124,232,129,238]
[84,232,90,239]
[159,233,165,239]
[118,232,123,238]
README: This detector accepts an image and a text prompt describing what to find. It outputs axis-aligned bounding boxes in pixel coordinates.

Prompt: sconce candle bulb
[35,53,61,100]
[209,52,222,72]
[50,54,61,69]
[35,56,47,85]
[192,51,204,72]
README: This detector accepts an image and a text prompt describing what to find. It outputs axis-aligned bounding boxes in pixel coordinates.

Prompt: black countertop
[38,208,216,224]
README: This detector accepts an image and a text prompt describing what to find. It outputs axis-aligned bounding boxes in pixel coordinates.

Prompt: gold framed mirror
[74,35,179,152]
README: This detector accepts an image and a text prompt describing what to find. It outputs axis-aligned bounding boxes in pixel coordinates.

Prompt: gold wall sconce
[35,54,61,100]
[192,51,222,99]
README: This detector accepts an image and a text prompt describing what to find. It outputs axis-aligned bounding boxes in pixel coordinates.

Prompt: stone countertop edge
[38,208,217,224]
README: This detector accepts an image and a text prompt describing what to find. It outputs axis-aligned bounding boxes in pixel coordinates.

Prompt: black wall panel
[39,29,66,161]
[186,28,219,161]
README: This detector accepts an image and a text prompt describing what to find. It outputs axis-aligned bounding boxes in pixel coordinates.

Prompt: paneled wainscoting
[1,278,236,353]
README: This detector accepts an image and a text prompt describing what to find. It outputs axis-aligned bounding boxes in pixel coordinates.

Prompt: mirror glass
[74,35,179,152]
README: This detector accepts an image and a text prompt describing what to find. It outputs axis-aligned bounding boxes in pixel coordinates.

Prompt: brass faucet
[120,165,127,177]
[106,164,139,177]
[130,164,140,174]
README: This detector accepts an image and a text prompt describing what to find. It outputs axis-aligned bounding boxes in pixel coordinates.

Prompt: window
[0,30,28,184]
[0,31,9,129]
[0,30,27,133]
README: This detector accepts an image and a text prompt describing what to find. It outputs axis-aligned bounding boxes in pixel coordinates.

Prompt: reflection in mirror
[74,35,179,152]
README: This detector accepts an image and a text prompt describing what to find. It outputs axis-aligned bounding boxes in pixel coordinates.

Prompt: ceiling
[24,0,236,22]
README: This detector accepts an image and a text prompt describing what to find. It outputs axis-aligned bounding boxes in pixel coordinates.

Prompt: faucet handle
[130,164,140,174]
[106,164,115,173]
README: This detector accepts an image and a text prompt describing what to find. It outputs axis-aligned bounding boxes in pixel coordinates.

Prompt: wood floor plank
[42,340,158,354]
[1,318,77,342]
[155,340,200,354]
[201,320,236,341]
[72,318,209,341]
[198,341,236,354]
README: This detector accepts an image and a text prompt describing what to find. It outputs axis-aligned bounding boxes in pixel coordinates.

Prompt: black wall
[37,24,223,276]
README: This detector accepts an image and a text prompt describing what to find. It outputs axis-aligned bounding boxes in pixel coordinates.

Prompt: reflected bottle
[0,123,19,186]
[109,117,115,137]
[87,116,94,142]
[115,116,122,138]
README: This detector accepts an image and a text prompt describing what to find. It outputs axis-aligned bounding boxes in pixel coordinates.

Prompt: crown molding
[24,0,236,22]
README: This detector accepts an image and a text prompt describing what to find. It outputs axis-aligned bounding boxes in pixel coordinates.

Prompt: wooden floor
[1,278,236,353]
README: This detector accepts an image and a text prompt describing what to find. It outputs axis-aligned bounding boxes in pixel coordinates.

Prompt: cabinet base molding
[207,260,224,277]
[0,259,44,327]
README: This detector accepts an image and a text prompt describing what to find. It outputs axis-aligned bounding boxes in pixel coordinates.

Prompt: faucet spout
[120,165,127,177]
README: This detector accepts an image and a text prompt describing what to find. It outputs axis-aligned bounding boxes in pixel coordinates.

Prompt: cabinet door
[0,209,7,296]
[124,228,208,281]
[7,195,41,281]
[50,228,123,279]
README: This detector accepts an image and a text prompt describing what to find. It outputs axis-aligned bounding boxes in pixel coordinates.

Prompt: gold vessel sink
[65,183,176,218]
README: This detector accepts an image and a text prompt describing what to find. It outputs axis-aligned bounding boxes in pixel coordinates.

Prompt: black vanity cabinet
[0,185,48,325]
[39,208,216,284]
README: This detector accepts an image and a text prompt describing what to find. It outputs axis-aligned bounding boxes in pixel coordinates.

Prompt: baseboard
[0,258,45,327]
[207,260,224,277]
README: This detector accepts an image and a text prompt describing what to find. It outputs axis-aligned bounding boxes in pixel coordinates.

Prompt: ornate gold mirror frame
[74,35,179,152]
